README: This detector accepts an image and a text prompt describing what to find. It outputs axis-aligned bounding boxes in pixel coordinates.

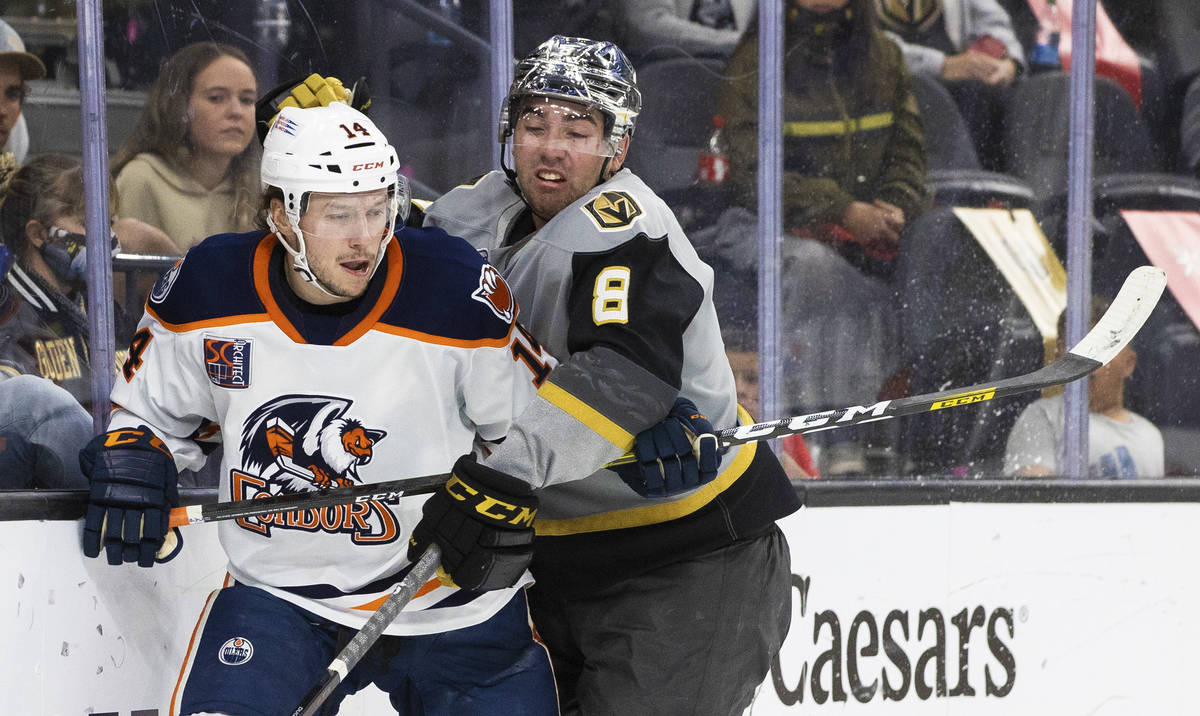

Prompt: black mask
[39,225,117,286]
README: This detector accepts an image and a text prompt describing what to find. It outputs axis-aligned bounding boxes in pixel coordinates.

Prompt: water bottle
[697,115,730,184]
[1030,0,1062,72]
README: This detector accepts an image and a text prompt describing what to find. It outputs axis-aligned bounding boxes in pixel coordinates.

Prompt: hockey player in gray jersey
[418,35,801,715]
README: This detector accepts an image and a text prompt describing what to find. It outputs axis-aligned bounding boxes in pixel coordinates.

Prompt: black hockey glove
[615,397,721,498]
[80,426,182,568]
[408,455,538,592]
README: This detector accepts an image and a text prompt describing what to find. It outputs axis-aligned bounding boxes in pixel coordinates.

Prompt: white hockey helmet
[499,35,642,154]
[261,102,409,296]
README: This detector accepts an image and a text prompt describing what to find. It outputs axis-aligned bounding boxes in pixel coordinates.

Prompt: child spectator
[112,42,260,253]
[0,154,157,408]
[1004,297,1164,478]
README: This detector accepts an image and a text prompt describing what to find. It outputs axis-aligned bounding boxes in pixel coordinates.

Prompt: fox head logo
[472,264,516,323]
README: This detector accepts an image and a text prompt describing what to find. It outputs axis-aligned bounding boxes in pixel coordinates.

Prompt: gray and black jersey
[424,169,799,595]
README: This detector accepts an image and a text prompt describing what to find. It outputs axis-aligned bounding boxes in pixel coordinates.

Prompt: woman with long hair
[113,42,260,253]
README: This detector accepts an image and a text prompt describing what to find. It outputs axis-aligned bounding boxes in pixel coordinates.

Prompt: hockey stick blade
[720,265,1166,447]
[291,544,442,716]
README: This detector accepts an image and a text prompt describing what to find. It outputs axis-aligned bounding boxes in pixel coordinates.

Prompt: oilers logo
[472,264,516,323]
[218,637,254,665]
[150,258,183,304]
[231,394,400,544]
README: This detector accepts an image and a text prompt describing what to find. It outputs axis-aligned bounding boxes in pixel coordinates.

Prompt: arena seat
[21,83,146,157]
[1183,74,1200,177]
[1002,72,1161,213]
[623,55,729,195]
[910,73,1035,208]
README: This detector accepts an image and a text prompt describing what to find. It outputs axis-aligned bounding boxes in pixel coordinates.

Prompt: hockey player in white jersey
[419,36,801,715]
[78,102,559,715]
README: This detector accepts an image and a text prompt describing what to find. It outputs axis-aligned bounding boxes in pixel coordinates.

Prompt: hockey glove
[408,455,537,592]
[616,397,721,498]
[255,73,370,142]
[80,426,182,568]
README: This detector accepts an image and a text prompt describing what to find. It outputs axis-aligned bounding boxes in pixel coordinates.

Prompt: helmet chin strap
[265,212,344,300]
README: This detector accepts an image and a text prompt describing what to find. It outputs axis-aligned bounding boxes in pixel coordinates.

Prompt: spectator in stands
[1004,297,1164,478]
[616,0,757,62]
[715,0,929,474]
[724,332,820,480]
[875,0,1024,172]
[1184,75,1200,178]
[0,19,45,165]
[0,155,147,409]
[0,374,92,489]
[113,42,260,254]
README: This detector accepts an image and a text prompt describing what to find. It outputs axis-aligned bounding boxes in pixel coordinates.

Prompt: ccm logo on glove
[103,427,171,454]
[444,474,537,527]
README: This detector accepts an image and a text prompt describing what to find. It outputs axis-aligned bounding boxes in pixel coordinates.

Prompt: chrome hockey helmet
[260,102,409,296]
[499,35,642,155]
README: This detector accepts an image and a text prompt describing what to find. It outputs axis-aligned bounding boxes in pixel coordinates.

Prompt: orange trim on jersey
[170,583,224,716]
[334,237,404,346]
[369,320,515,349]
[252,233,307,344]
[351,576,442,611]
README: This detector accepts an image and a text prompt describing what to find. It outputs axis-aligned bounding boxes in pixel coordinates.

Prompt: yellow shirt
[115,153,256,254]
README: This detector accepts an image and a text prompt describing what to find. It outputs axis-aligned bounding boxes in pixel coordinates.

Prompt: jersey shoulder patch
[146,231,267,328]
[381,226,515,342]
[581,190,644,231]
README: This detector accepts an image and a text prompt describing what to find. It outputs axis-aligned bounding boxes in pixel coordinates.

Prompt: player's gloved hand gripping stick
[167,266,1167,529]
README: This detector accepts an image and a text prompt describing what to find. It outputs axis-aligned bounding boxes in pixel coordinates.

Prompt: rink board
[750,503,1198,715]
[3,502,1198,715]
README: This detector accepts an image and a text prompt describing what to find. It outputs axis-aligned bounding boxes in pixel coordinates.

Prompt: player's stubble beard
[313,246,379,300]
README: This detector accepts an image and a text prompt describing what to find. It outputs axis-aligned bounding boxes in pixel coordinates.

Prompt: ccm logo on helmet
[352,161,385,171]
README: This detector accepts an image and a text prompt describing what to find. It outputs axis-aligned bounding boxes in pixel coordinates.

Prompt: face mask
[40,225,117,285]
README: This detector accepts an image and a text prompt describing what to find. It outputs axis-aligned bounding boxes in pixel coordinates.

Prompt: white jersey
[1004,395,1165,478]
[109,227,553,635]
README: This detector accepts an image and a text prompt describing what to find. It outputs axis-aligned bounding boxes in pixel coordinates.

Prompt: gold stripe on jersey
[783,111,894,138]
[539,380,635,451]
[534,405,757,536]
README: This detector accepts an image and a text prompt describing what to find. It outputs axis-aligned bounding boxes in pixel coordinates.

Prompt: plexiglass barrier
[2,0,1199,496]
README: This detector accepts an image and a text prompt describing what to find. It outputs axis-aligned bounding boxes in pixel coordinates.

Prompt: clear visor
[509,98,616,157]
[297,187,398,241]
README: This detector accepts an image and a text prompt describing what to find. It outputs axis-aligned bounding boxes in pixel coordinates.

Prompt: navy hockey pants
[175,582,557,716]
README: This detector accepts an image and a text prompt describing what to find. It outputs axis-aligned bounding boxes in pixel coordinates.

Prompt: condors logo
[771,575,1017,705]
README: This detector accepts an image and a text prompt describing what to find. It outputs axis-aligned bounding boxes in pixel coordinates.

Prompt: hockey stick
[291,543,442,716]
[169,266,1165,527]
[168,472,447,527]
[710,265,1165,447]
